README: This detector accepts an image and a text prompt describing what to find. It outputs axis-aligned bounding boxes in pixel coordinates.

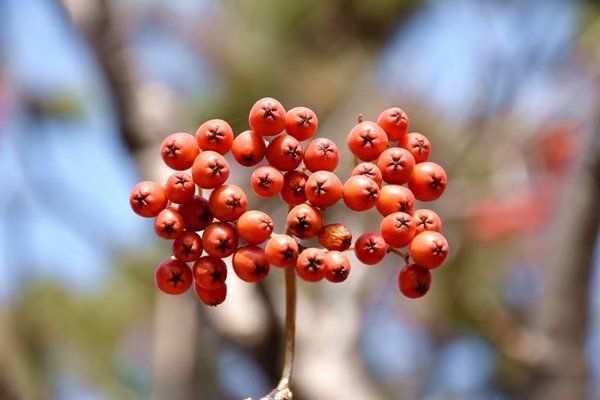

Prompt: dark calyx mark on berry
[208,127,223,143]
[285,145,301,160]
[360,166,375,178]
[432,241,446,256]
[415,281,428,295]
[168,271,184,287]
[366,187,378,200]
[333,266,349,279]
[298,113,312,127]
[398,201,411,212]
[211,269,224,281]
[282,246,296,260]
[225,195,242,210]
[162,221,176,234]
[390,111,404,125]
[182,243,194,256]
[295,215,310,232]
[261,217,274,231]
[175,174,188,186]
[318,142,334,157]
[416,216,430,230]
[134,191,150,206]
[365,239,378,253]
[430,176,444,190]
[412,139,426,154]
[387,154,405,171]
[314,181,327,196]
[165,142,179,157]
[259,173,272,188]
[216,238,232,253]
[209,161,225,176]
[255,263,269,276]
[360,131,376,147]
[305,256,321,272]
[394,215,410,230]
[242,154,256,164]
[262,104,276,120]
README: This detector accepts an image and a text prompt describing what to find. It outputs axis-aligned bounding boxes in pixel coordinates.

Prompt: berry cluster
[129,98,449,305]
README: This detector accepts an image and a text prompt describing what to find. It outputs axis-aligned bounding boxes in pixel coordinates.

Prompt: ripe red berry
[280,171,308,205]
[285,106,318,141]
[165,172,195,204]
[172,231,203,262]
[351,162,383,186]
[154,208,185,239]
[193,256,227,290]
[232,246,270,283]
[237,210,273,245]
[249,97,286,136]
[408,162,447,201]
[305,170,343,208]
[377,107,409,142]
[377,147,415,185]
[160,132,199,170]
[194,282,227,306]
[342,175,379,211]
[323,251,351,283]
[265,234,299,268]
[409,231,449,269]
[208,184,248,222]
[354,232,387,265]
[380,212,417,248]
[202,222,239,258]
[347,121,389,161]
[402,132,431,163]
[195,119,234,154]
[192,150,230,189]
[286,203,323,239]
[376,185,416,216]
[178,195,213,231]
[318,223,352,251]
[231,130,266,167]
[155,258,193,295]
[303,138,339,172]
[250,166,284,198]
[296,248,326,282]
[130,181,168,218]
[398,264,431,299]
[265,134,304,171]
[413,209,442,234]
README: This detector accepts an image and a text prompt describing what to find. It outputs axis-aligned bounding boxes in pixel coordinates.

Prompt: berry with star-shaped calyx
[323,251,351,283]
[376,185,416,216]
[129,181,168,218]
[398,264,431,299]
[233,246,270,283]
[155,258,193,295]
[354,232,387,265]
[237,210,274,245]
[154,208,185,240]
[401,132,431,163]
[265,234,299,268]
[347,120,389,161]
[305,170,343,208]
[266,134,304,171]
[342,175,380,211]
[409,231,449,269]
[195,119,234,154]
[281,171,308,206]
[208,184,248,222]
[172,231,204,262]
[249,97,286,136]
[231,130,266,167]
[285,106,318,141]
[304,138,339,172]
[296,248,326,282]
[377,147,415,185]
[192,150,230,189]
[408,162,447,201]
[351,162,383,186]
[251,166,284,198]
[160,132,199,170]
[377,107,409,142]
[165,172,195,204]
[202,222,238,258]
[193,256,228,290]
[286,203,323,239]
[413,209,442,234]
[380,211,416,248]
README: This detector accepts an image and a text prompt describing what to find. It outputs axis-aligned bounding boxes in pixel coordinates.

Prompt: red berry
[285,106,318,141]
[265,234,299,268]
[232,246,270,283]
[318,223,352,251]
[342,175,379,211]
[250,166,284,198]
[130,181,168,218]
[208,184,248,222]
[377,107,409,142]
[178,195,213,231]
[237,210,273,245]
[305,170,343,208]
[265,134,304,171]
[280,171,308,206]
[160,132,199,170]
[398,264,431,299]
[408,162,447,201]
[192,150,230,189]
[351,162,383,186]
[409,231,449,269]
[376,185,416,216]
[193,256,227,289]
[377,147,415,185]
[296,248,326,282]
[402,132,431,163]
[154,208,185,239]
[354,232,387,265]
[303,138,339,172]
[249,97,286,136]
[323,251,351,283]
[172,231,203,262]
[231,130,266,167]
[202,222,238,258]
[195,119,234,154]
[165,172,195,204]
[286,203,323,239]
[155,258,193,295]
[413,209,442,234]
[380,212,416,248]
[194,282,227,306]
[346,121,389,161]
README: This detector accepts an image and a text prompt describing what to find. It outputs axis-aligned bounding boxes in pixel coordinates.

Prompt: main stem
[277,265,297,391]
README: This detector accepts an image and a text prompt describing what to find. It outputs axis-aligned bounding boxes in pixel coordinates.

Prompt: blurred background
[1,0,600,399]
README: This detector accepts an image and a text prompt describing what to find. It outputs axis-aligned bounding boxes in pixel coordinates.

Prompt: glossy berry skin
[194,282,227,306]
[286,203,323,239]
[172,231,203,262]
[398,264,431,299]
[318,223,352,251]
[265,234,299,268]
[237,210,273,245]
[342,175,379,211]
[281,171,308,205]
[193,256,227,290]
[208,184,248,222]
[160,132,199,170]
[251,166,284,198]
[202,222,238,258]
[165,172,195,204]
[192,150,230,189]
[155,258,193,295]
[265,134,304,171]
[402,132,431,163]
[376,107,409,142]
[285,106,318,141]
[249,97,286,136]
[354,233,387,265]
[154,208,185,239]
[380,212,417,248]
[347,121,389,161]
[195,119,234,154]
[376,185,416,216]
[323,251,351,283]
[130,181,168,218]
[414,209,442,234]
[303,138,339,172]
[232,246,270,283]
[295,248,326,282]
[178,195,213,231]
[351,162,383,186]
[305,170,343,208]
[409,231,449,269]
[408,162,447,201]
[377,147,415,185]
[231,130,266,167]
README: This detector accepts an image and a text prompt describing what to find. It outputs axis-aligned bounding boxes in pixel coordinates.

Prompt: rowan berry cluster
[129,98,449,305]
